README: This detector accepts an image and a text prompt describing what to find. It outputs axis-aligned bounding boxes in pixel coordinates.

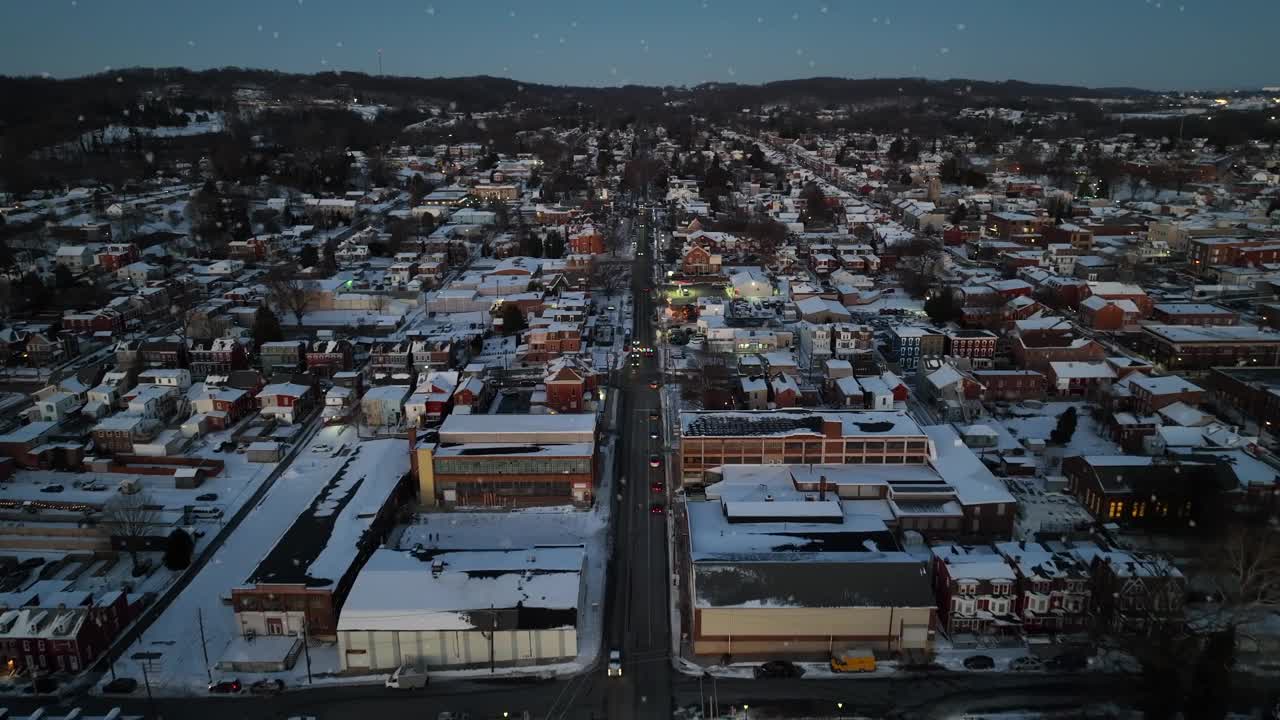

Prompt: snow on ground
[108,425,367,696]
[987,401,1120,457]
[84,113,227,144]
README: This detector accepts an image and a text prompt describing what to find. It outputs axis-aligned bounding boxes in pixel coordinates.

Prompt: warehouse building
[337,545,583,671]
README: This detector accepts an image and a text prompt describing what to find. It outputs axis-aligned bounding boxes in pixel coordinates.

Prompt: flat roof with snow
[338,546,582,632]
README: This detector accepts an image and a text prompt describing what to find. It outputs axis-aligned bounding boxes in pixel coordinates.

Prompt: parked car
[196,493,218,502]
[249,679,285,695]
[39,484,64,493]
[385,664,428,689]
[103,677,139,694]
[830,649,876,673]
[1009,656,1045,672]
[754,660,805,679]
[607,649,623,677]
[208,678,242,694]
[963,655,995,670]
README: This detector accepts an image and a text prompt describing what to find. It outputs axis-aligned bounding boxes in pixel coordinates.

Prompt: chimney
[819,475,827,502]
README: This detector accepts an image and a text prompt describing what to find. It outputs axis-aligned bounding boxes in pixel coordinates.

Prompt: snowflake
[256,24,263,32]
[558,36,566,45]
[791,11,799,20]
[820,4,829,13]
[570,20,578,28]
[956,23,966,31]
[939,47,949,54]
[727,66,736,77]
[509,9,516,17]
[808,60,816,68]
[273,31,280,39]
[425,5,435,15]
[532,32,540,40]
[795,48,804,56]
[756,16,764,23]
[336,41,343,48]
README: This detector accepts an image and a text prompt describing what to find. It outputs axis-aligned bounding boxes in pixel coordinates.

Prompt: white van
[189,506,223,520]
[385,664,428,690]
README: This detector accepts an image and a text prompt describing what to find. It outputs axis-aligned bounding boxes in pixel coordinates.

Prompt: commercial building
[337,546,582,671]
[232,440,411,641]
[415,414,598,507]
[1139,325,1280,371]
[678,412,1016,538]
[686,476,934,657]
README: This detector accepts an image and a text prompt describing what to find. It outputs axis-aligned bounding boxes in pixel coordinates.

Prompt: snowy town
[0,63,1279,720]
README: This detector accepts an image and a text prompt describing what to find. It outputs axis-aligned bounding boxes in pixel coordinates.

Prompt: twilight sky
[1,0,1275,90]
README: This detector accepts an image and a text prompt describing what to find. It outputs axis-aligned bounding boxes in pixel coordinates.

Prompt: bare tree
[1201,526,1280,626]
[369,293,391,314]
[589,259,628,296]
[101,492,159,571]
[265,270,320,328]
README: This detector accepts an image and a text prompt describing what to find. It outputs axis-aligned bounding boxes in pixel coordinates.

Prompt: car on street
[963,655,995,670]
[648,410,659,420]
[208,678,242,694]
[754,660,805,679]
[648,380,659,389]
[39,484,64,493]
[648,454,661,468]
[249,678,285,695]
[649,426,659,439]
[196,493,218,502]
[608,649,622,677]
[649,502,664,515]
[1009,656,1045,672]
[103,677,139,694]
[651,480,664,493]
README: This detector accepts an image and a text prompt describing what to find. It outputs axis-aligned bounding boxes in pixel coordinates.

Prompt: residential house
[930,544,1019,636]
[259,341,306,376]
[305,339,354,379]
[1078,296,1141,331]
[256,382,316,424]
[994,541,1091,633]
[361,385,411,428]
[189,338,248,380]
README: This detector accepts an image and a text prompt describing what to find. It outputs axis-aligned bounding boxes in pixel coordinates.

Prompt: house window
[1108,501,1124,519]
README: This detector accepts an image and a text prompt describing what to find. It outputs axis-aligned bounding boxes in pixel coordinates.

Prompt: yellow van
[830,648,876,673]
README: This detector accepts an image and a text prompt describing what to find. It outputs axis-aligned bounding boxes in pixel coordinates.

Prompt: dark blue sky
[1,0,1275,90]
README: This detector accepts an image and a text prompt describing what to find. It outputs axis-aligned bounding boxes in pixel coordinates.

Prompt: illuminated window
[1108,501,1124,519]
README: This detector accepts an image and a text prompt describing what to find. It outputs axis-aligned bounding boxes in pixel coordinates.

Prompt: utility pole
[302,620,313,684]
[140,661,157,720]
[197,608,211,683]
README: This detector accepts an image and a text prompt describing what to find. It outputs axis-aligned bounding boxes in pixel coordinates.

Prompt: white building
[337,546,583,672]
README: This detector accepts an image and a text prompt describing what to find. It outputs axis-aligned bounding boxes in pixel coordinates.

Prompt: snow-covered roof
[925,425,1015,507]
[338,546,583,632]
[1128,374,1203,396]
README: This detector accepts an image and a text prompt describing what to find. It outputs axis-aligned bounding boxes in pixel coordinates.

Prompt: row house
[1085,282,1152,318]
[228,237,270,262]
[568,225,605,255]
[305,339,354,379]
[369,341,414,383]
[411,340,456,372]
[1047,361,1116,398]
[259,340,306,376]
[985,212,1053,245]
[971,370,1046,401]
[994,541,1092,633]
[1127,374,1205,415]
[1150,303,1238,326]
[0,590,133,674]
[1078,296,1141,331]
[831,323,875,360]
[91,414,162,453]
[123,383,186,422]
[256,382,316,424]
[62,309,124,335]
[931,544,1020,636]
[888,326,945,371]
[190,385,254,430]
[1083,548,1186,633]
[1205,366,1280,431]
[520,323,582,364]
[944,330,998,367]
[1011,327,1105,375]
[95,243,140,271]
[362,385,411,428]
[451,375,491,414]
[138,338,187,369]
[189,337,249,380]
[1043,223,1094,250]
[404,371,459,427]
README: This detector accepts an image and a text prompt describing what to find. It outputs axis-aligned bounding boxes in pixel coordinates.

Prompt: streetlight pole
[140,661,158,720]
